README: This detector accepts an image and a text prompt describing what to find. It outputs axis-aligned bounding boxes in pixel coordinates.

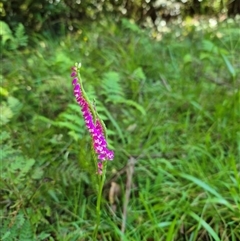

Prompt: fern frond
[14,23,28,47]
[102,71,124,102]
[0,21,13,46]
[0,213,34,241]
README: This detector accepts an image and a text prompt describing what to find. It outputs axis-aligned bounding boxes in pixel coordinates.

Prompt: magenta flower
[71,64,114,174]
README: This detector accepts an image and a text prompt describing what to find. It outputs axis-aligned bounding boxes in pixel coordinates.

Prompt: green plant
[200,39,237,81]
[0,21,28,51]
[0,212,34,241]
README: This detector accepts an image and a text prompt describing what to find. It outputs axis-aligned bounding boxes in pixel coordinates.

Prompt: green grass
[1,17,240,240]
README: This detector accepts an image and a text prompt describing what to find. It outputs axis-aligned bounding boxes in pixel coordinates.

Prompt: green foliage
[200,39,237,80]
[0,212,34,241]
[0,96,23,125]
[0,21,28,51]
[1,17,240,240]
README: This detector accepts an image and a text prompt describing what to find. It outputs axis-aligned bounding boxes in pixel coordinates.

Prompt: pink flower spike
[106,150,114,160]
[97,162,103,175]
[71,72,76,77]
[72,78,78,85]
[71,63,114,173]
[76,96,85,106]
[74,83,81,92]
[98,153,107,161]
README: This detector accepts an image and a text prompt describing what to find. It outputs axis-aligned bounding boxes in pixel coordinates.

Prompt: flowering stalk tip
[71,63,114,174]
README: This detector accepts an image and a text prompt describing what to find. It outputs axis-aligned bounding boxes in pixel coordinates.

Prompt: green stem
[93,162,107,240]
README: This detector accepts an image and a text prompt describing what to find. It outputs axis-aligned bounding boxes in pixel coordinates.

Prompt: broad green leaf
[220,53,236,79]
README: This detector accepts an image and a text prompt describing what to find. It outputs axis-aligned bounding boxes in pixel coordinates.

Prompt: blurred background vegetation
[1,0,240,35]
[1,0,240,240]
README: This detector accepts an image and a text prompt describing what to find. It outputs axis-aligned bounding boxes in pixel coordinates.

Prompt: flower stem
[93,162,107,240]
